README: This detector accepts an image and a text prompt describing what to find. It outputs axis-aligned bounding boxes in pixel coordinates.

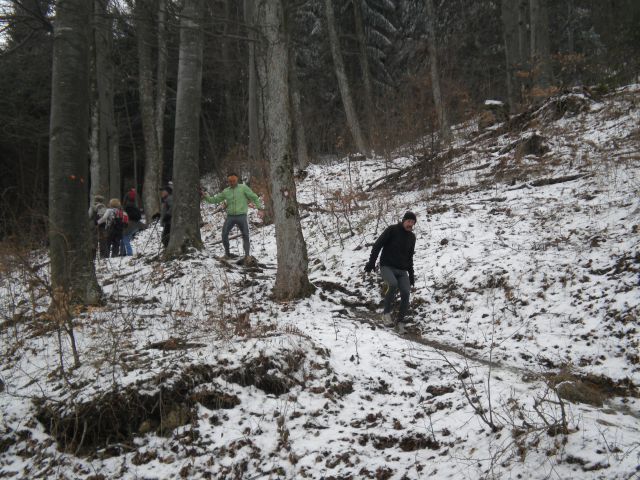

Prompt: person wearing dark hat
[365,211,417,333]
[160,185,173,248]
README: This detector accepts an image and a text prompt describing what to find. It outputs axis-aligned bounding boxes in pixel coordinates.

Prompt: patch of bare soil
[547,372,639,407]
[35,349,313,456]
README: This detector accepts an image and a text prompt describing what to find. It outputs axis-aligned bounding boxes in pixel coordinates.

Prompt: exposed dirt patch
[146,337,207,350]
[35,349,313,455]
[399,433,440,451]
[37,367,240,455]
[226,350,306,395]
[548,371,638,406]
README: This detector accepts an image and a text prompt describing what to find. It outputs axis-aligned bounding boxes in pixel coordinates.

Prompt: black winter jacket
[368,223,416,280]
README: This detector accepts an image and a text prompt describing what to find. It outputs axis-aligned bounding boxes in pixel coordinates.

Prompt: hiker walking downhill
[202,173,263,259]
[365,211,417,334]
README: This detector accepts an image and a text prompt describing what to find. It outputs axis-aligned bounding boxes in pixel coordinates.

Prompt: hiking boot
[395,322,406,334]
[224,252,238,259]
[382,313,394,327]
[243,255,254,266]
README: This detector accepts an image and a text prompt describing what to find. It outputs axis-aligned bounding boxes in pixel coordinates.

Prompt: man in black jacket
[365,211,417,333]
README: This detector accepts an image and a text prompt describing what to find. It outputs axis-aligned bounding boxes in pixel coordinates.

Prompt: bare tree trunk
[353,0,373,144]
[501,0,519,113]
[89,0,110,200]
[565,0,575,54]
[221,0,235,153]
[256,0,313,300]
[517,0,530,98]
[324,0,369,155]
[94,0,120,199]
[49,0,101,305]
[289,52,310,169]
[89,91,103,199]
[137,0,166,218]
[246,0,273,222]
[245,0,261,178]
[530,0,552,97]
[155,0,168,184]
[165,0,204,257]
[108,109,120,199]
[425,0,451,144]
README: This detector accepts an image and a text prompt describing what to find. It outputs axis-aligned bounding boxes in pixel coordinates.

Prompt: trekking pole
[140,217,160,255]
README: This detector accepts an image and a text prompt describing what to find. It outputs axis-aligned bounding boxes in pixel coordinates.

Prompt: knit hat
[402,211,417,222]
[94,194,104,203]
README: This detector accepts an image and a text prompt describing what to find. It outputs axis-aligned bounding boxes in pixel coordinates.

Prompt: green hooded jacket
[203,184,263,216]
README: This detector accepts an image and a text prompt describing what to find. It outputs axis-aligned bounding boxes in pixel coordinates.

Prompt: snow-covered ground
[1,85,639,479]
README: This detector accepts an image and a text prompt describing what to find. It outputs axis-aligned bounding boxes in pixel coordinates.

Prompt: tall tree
[324,0,369,155]
[90,0,119,201]
[529,0,552,97]
[244,0,262,178]
[49,0,101,304]
[289,49,310,168]
[352,0,374,142]
[256,0,313,300]
[165,0,204,256]
[424,0,451,143]
[136,0,168,218]
[501,0,519,112]
[0,0,52,238]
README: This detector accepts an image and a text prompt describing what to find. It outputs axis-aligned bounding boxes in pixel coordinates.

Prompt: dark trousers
[107,233,122,257]
[97,226,109,258]
[161,223,171,248]
[222,214,250,256]
[380,265,411,322]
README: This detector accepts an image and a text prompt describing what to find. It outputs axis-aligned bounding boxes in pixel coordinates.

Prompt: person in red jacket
[365,211,417,333]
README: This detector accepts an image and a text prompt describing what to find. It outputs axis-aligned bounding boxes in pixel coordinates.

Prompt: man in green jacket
[203,172,264,258]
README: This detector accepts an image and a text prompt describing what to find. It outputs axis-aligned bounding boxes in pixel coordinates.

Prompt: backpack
[108,208,129,236]
[125,204,142,222]
[91,204,106,225]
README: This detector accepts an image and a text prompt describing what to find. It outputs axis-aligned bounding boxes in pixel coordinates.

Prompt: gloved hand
[364,261,375,273]
[409,272,415,286]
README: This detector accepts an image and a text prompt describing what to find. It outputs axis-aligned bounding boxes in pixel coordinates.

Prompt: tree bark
[324,0,369,155]
[94,0,120,200]
[517,0,530,96]
[245,0,261,178]
[89,87,102,199]
[49,0,101,305]
[256,0,313,300]
[155,0,168,185]
[137,0,166,218]
[289,53,310,169]
[501,0,519,113]
[424,0,451,144]
[529,0,552,96]
[89,0,110,200]
[353,0,373,144]
[165,0,204,257]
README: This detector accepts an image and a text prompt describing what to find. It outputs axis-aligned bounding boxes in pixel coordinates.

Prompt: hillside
[1,85,639,479]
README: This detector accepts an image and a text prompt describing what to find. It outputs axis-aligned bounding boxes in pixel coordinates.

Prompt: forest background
[1,0,639,241]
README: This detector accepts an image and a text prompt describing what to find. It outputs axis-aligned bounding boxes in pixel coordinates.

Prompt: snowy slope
[0,85,638,479]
